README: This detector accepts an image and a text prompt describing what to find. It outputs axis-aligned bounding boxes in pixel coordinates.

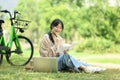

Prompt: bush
[73,37,117,53]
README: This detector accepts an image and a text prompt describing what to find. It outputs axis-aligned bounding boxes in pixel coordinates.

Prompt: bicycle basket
[13,19,31,30]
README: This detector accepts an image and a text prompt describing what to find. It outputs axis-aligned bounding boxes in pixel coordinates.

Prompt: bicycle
[0,10,34,66]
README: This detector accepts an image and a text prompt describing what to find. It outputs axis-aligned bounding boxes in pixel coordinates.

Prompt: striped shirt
[39,34,64,57]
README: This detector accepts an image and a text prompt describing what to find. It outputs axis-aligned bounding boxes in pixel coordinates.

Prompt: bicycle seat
[0,30,3,37]
[0,20,4,23]
[0,20,3,37]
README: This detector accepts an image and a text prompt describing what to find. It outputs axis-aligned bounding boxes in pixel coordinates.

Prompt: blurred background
[0,0,120,54]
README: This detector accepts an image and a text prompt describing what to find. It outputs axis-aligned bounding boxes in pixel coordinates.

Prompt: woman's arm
[39,36,49,57]
[39,34,57,57]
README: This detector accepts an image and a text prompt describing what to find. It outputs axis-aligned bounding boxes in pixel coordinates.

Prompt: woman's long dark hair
[48,18,64,44]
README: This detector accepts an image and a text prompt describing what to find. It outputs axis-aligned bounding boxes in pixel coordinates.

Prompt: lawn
[70,52,120,64]
[0,52,120,80]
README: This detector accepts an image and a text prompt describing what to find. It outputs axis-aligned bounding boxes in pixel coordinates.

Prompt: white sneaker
[93,66,106,72]
[84,66,96,73]
[84,66,106,73]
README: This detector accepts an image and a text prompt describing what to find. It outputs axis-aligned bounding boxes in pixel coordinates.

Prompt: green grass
[0,63,120,80]
[69,52,120,64]
[0,52,120,80]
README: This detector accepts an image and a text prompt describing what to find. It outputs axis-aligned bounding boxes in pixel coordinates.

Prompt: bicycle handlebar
[0,10,21,25]
[0,10,20,18]
[0,10,9,13]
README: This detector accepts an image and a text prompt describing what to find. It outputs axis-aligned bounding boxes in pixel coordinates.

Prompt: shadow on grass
[0,62,120,80]
[0,53,120,80]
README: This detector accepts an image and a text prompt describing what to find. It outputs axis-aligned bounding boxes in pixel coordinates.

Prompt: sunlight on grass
[69,51,120,64]
[0,49,120,80]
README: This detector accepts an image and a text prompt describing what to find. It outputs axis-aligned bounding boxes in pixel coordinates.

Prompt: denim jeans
[58,54,89,70]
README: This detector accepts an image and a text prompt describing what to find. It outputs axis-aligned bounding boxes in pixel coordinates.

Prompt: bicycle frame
[0,22,22,54]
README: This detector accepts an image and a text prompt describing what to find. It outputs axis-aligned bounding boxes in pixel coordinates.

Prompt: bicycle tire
[0,53,3,65]
[6,35,34,66]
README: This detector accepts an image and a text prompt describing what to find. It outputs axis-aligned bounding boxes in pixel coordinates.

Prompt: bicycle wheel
[6,35,34,66]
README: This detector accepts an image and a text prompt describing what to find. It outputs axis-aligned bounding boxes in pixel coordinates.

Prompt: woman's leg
[58,54,79,72]
[70,56,89,69]
[58,54,106,73]
[58,54,89,69]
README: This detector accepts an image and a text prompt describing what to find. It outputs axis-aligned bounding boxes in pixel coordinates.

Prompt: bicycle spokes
[6,36,33,66]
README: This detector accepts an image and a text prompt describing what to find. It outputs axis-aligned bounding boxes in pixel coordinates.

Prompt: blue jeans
[70,56,89,68]
[58,54,89,69]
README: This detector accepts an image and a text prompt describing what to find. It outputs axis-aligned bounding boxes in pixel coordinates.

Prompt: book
[56,42,77,53]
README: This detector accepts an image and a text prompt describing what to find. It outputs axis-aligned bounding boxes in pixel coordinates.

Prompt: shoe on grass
[84,66,106,73]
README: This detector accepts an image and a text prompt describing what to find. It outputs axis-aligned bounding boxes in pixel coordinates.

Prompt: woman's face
[51,23,63,36]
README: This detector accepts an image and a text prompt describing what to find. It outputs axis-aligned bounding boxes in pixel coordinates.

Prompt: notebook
[33,57,58,72]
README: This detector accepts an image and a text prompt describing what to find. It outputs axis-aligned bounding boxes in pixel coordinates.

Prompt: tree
[15,0,120,51]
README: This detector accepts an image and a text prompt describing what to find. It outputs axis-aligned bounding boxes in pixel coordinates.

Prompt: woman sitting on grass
[39,18,106,73]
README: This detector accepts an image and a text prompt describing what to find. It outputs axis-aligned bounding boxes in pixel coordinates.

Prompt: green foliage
[74,37,116,53]
[14,0,120,53]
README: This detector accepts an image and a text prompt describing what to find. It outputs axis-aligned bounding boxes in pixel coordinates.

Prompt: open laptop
[33,57,58,72]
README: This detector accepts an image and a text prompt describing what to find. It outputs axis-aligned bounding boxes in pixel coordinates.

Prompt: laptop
[33,57,58,72]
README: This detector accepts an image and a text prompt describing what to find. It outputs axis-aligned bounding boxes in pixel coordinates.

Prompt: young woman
[39,18,106,73]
